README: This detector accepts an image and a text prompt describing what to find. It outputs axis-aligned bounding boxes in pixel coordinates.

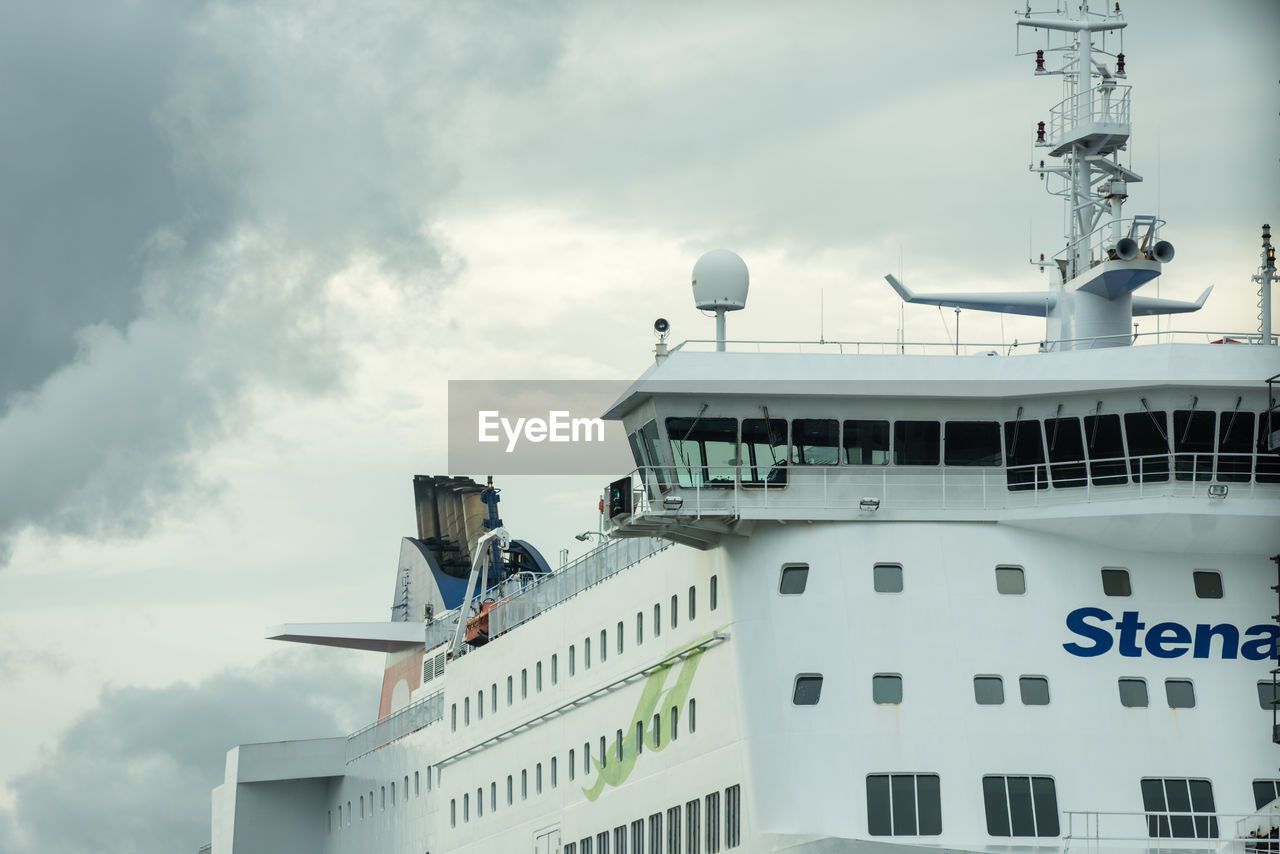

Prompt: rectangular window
[414,771,419,796]
[710,575,718,610]
[570,644,576,676]
[585,637,592,668]
[873,563,902,593]
[552,654,558,685]
[671,594,678,629]
[551,756,557,788]
[791,418,839,465]
[725,784,741,848]
[640,420,669,489]
[873,674,902,704]
[1004,418,1048,490]
[584,742,590,775]
[598,831,609,854]
[779,563,809,595]
[451,703,456,731]
[649,813,663,854]
[687,798,701,854]
[490,781,496,811]
[521,668,528,699]
[741,418,788,486]
[536,762,542,794]
[793,674,823,705]
[615,825,627,854]
[601,629,608,663]
[866,774,941,836]
[490,683,497,713]
[655,604,661,637]
[1101,567,1131,596]
[463,792,469,822]
[945,421,1002,466]
[1125,410,1170,482]
[1193,570,1223,599]
[449,800,454,828]
[566,844,577,854]
[464,697,470,724]
[974,675,1005,705]
[476,690,483,720]
[844,419,890,465]
[618,621,624,655]
[653,713,661,748]
[475,786,481,817]
[667,417,738,487]
[995,565,1025,594]
[705,791,721,853]
[983,775,1059,837]
[689,585,696,620]
[617,729,624,762]
[689,698,696,733]
[667,805,682,854]
[1045,416,1087,488]
[637,611,644,645]
[569,749,575,781]
[894,420,940,465]
[1141,778,1217,838]
[1173,410,1215,481]
[581,838,592,854]
[1019,676,1050,705]
[1165,679,1195,708]
[507,675,513,706]
[537,661,543,691]
[1253,780,1280,810]
[1217,411,1255,482]
[1119,677,1149,708]
[1260,682,1278,712]
[637,720,644,753]
[1084,413,1128,485]
[600,735,607,768]
[632,818,644,854]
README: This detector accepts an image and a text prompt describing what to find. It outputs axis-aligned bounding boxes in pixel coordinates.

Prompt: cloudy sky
[0,1,1275,851]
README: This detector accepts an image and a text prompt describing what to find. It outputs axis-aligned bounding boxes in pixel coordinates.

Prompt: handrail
[346,688,444,763]
[1063,809,1258,845]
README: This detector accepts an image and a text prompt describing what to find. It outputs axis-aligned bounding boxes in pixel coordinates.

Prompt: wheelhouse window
[983,776,1060,837]
[1216,411,1254,482]
[791,419,839,465]
[1045,416,1087,488]
[667,417,737,487]
[1005,418,1047,491]
[866,774,942,836]
[1259,681,1278,712]
[844,420,890,465]
[894,421,940,466]
[1173,410,1215,481]
[741,418,788,486]
[1259,410,1280,483]
[1084,414,1127,485]
[1253,780,1280,810]
[639,420,668,489]
[945,421,1001,466]
[1125,410,1170,483]
[1141,778,1217,838]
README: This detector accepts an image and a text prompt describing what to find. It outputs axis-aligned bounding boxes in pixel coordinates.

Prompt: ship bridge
[602,341,1280,553]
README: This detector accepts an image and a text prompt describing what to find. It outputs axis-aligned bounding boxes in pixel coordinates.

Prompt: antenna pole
[1256,223,1276,344]
[715,308,726,352]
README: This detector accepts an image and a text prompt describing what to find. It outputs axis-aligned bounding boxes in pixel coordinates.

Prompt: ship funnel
[1114,237,1139,261]
[692,249,748,351]
[1152,240,1175,263]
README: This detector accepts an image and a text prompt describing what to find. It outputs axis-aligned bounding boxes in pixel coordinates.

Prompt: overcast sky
[0,1,1276,852]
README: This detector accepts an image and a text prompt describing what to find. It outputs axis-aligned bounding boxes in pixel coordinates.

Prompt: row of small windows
[563,785,742,854]
[450,698,698,829]
[869,776,1245,839]
[628,410,1280,490]
[329,772,424,833]
[794,673,1267,710]
[780,562,1225,599]
[450,578,717,732]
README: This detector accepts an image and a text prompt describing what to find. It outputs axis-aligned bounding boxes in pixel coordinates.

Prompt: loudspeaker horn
[1114,237,1139,261]
[1152,240,1175,263]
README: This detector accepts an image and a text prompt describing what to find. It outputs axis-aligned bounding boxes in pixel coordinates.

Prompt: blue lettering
[1063,607,1113,657]
[1192,623,1239,659]
[1116,610,1146,657]
[1145,622,1191,658]
[1243,625,1280,661]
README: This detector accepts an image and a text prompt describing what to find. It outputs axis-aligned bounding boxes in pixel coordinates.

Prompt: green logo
[582,631,716,802]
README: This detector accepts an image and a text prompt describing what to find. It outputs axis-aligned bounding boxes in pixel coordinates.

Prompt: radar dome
[691,250,749,311]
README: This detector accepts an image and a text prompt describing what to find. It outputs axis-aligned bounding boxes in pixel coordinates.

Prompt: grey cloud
[0,648,379,854]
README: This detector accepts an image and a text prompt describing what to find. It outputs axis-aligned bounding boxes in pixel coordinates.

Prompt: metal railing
[620,453,1277,520]
[1047,83,1131,144]
[1064,810,1258,853]
[421,536,671,653]
[346,689,444,763]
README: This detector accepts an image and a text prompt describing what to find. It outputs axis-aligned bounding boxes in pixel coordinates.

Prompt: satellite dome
[691,250,749,311]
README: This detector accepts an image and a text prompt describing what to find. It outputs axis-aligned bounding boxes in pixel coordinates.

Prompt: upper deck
[604,339,1280,550]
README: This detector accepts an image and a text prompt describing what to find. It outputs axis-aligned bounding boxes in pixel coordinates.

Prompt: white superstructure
[208,4,1280,854]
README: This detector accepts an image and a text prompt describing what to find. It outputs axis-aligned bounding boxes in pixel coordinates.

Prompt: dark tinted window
[1019,676,1050,705]
[1193,570,1222,599]
[1101,567,1131,596]
[791,419,839,465]
[779,564,808,595]
[1119,678,1148,707]
[867,774,941,836]
[844,420,890,465]
[1125,410,1170,483]
[1005,419,1047,491]
[741,418,788,485]
[874,563,903,593]
[640,420,668,488]
[894,421,940,466]
[628,431,647,469]
[1217,411,1254,482]
[995,565,1025,594]
[1173,410,1215,482]
[983,776,1059,837]
[945,421,1002,466]
[974,676,1004,704]
[793,674,823,705]
[1259,411,1280,483]
[1254,780,1280,810]
[1259,682,1278,712]
[1165,679,1195,708]
[667,417,737,487]
[1142,778,1217,838]
[1045,416,1087,488]
[1084,414,1127,485]
[873,674,903,703]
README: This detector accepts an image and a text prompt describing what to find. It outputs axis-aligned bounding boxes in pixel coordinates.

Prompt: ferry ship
[207,3,1280,853]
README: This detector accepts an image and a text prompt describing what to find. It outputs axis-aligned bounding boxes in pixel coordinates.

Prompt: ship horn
[1152,240,1175,263]
[1114,237,1139,261]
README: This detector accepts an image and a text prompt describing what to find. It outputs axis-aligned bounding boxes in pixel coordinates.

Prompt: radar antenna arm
[1131,286,1212,316]
[884,274,1058,317]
